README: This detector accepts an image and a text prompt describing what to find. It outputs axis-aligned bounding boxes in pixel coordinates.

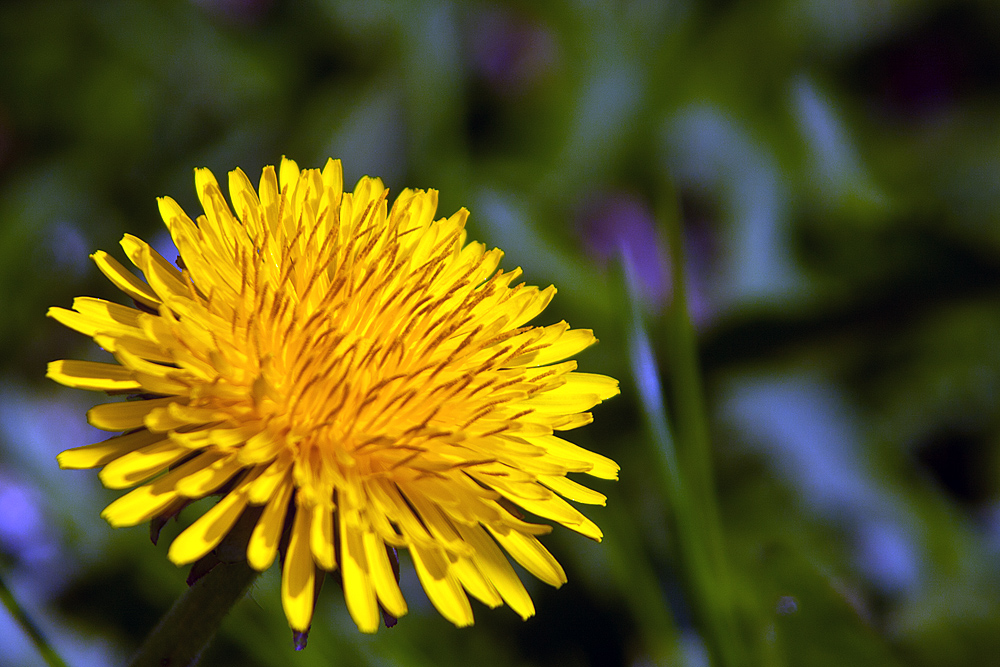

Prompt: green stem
[624,262,727,666]
[602,497,683,665]
[624,184,748,667]
[0,569,69,667]
[128,560,259,667]
[659,184,768,666]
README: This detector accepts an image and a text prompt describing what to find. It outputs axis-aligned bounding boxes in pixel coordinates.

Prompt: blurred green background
[3,0,1000,665]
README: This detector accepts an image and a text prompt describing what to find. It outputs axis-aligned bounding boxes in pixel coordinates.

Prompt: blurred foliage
[3,0,1000,665]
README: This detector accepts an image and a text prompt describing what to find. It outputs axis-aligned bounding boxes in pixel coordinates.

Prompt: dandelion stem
[0,569,69,667]
[129,560,258,667]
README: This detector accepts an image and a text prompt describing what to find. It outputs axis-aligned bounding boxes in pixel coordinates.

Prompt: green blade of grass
[0,568,69,667]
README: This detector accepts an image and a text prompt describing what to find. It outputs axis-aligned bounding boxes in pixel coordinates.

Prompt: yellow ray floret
[49,157,619,635]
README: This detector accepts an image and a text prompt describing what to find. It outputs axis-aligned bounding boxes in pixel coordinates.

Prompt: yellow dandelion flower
[48,158,618,635]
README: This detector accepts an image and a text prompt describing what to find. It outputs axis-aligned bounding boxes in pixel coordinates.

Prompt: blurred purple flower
[0,471,63,606]
[581,192,670,306]
[47,221,91,279]
[580,190,714,324]
[0,475,47,557]
[468,6,556,94]
[151,230,181,268]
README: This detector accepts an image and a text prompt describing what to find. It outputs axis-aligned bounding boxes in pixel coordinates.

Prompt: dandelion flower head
[48,158,619,634]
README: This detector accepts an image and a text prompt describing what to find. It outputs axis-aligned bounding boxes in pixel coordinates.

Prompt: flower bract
[49,158,619,634]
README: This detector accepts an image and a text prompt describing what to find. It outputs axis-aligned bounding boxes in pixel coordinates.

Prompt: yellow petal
[488,527,566,588]
[113,347,191,395]
[364,531,407,619]
[507,285,556,328]
[145,402,225,431]
[310,501,336,571]
[94,333,174,364]
[119,233,173,277]
[551,413,594,431]
[258,165,280,230]
[47,299,145,342]
[399,488,471,556]
[563,372,620,400]
[451,554,502,609]
[454,522,534,619]
[195,170,241,266]
[538,475,607,505]
[121,234,187,298]
[47,360,140,392]
[168,422,262,450]
[133,373,190,398]
[368,479,434,545]
[410,543,474,628]
[174,453,242,497]
[340,516,379,633]
[88,397,178,431]
[491,483,603,540]
[156,195,193,228]
[101,452,218,527]
[168,488,249,565]
[99,439,190,489]
[238,428,284,465]
[228,168,264,240]
[506,323,596,367]
[281,502,316,632]
[91,250,159,308]
[320,158,344,214]
[143,253,192,302]
[71,296,144,327]
[101,479,178,528]
[532,435,619,480]
[248,457,291,504]
[247,480,292,571]
[58,429,163,469]
[519,390,603,415]
[279,156,300,193]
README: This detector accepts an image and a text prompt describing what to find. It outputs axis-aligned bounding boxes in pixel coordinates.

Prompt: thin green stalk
[602,496,683,665]
[656,188,743,665]
[129,560,259,667]
[0,569,69,667]
[623,260,737,666]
